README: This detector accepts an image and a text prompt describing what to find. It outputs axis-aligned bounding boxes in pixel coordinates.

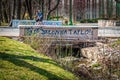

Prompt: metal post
[69,0,73,25]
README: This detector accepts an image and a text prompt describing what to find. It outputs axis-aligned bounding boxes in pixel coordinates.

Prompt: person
[36,10,43,25]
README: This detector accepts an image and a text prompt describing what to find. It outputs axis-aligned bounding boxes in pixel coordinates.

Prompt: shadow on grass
[0,52,63,80]
[1,52,60,67]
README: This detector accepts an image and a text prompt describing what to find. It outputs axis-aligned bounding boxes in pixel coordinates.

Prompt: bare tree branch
[47,0,60,20]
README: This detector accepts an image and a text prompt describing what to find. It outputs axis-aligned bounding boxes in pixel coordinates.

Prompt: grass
[91,63,101,68]
[115,39,120,45]
[0,22,9,26]
[0,37,78,80]
[111,39,120,50]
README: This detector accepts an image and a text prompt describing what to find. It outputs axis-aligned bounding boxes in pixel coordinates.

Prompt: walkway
[0,27,19,36]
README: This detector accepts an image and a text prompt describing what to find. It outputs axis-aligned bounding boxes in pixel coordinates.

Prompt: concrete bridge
[1,25,119,55]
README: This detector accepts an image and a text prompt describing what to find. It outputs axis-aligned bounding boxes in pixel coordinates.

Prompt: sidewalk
[0,27,19,36]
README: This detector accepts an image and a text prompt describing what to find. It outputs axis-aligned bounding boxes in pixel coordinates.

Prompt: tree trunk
[12,0,16,19]
[47,0,60,20]
[115,0,120,3]
[42,0,44,19]
[3,1,8,23]
[17,0,21,19]
[22,2,27,19]
[10,0,14,20]
[8,0,11,22]
[25,0,33,19]
[48,0,51,10]
[0,0,2,25]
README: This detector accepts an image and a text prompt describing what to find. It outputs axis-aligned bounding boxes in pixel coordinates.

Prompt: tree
[69,0,73,25]
[41,0,44,19]
[47,0,60,20]
[25,0,33,19]
[115,0,120,3]
[12,0,16,19]
[0,0,2,25]
[22,1,27,19]
[115,0,120,17]
[2,0,9,23]
[17,0,22,19]
[74,0,87,20]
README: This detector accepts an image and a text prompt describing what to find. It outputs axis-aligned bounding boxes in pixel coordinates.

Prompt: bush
[1,22,9,26]
[80,18,99,23]
[49,16,63,20]
[87,19,93,23]
[80,19,87,23]
[92,63,101,68]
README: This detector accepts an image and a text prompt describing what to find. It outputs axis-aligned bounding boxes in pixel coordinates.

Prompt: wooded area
[0,0,120,26]
[0,0,61,25]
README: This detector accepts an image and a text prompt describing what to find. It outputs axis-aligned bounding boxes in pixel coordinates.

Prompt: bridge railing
[42,20,62,25]
[98,27,120,37]
[12,20,36,28]
[12,20,63,28]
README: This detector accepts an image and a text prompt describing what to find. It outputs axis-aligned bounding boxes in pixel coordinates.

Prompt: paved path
[0,28,19,36]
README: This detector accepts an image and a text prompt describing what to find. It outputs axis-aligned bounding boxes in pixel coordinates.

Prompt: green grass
[111,39,120,50]
[116,39,120,45]
[0,37,78,80]
[0,22,9,26]
[91,63,101,68]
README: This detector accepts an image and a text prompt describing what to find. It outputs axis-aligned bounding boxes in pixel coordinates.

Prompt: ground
[0,37,78,80]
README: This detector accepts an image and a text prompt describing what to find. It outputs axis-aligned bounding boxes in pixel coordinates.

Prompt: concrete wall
[98,27,120,37]
[0,26,120,38]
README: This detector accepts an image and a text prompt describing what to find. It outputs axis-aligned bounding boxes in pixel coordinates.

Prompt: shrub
[80,18,99,23]
[92,63,101,68]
